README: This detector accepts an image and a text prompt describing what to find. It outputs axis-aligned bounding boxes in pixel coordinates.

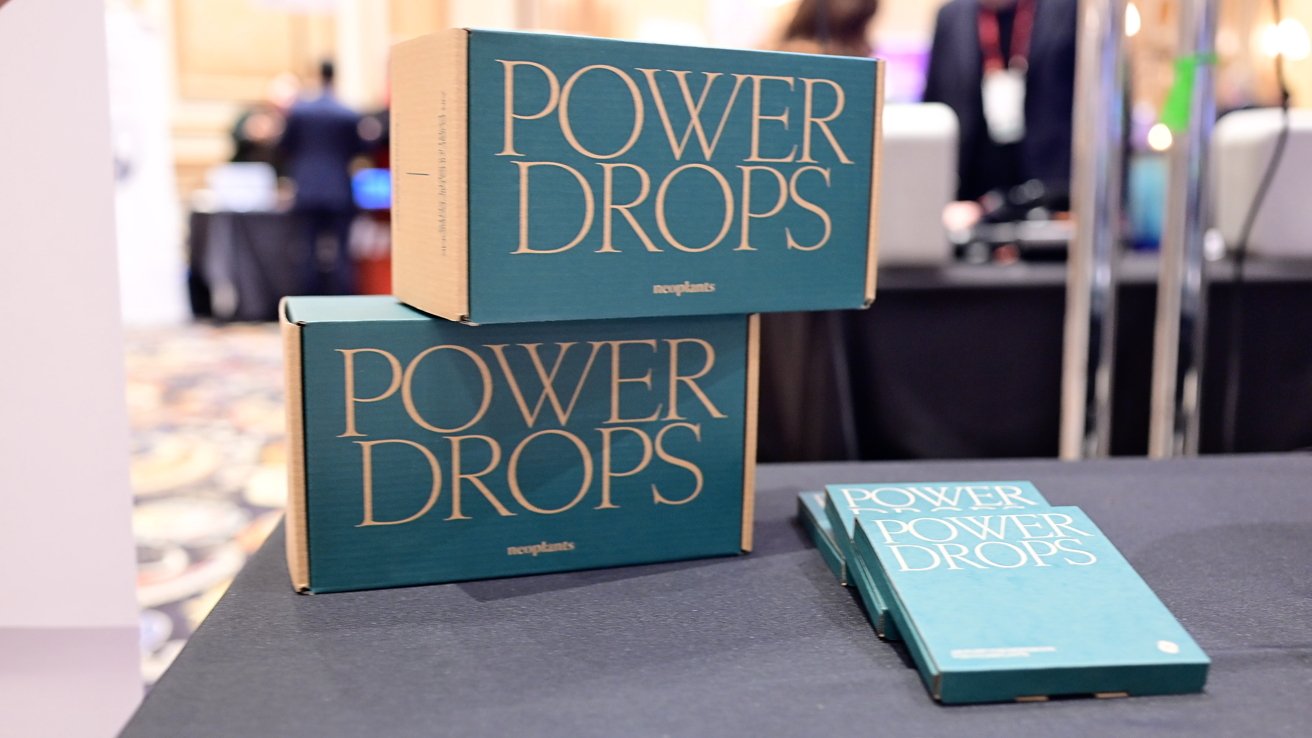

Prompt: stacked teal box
[282,30,884,593]
[282,298,758,592]
[390,29,883,324]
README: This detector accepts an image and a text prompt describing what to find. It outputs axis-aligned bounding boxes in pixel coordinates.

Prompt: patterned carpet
[125,323,287,685]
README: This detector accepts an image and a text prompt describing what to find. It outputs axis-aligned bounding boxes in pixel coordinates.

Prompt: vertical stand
[1149,0,1217,457]
[1061,0,1127,459]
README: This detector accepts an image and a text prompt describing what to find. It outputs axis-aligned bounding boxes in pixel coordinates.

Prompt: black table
[188,210,305,322]
[760,256,1312,461]
[124,454,1312,737]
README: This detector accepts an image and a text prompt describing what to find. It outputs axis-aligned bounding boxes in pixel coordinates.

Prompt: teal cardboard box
[281,296,759,593]
[391,29,883,324]
[854,506,1210,704]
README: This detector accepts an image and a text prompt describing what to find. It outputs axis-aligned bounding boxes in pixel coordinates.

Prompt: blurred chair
[877,103,958,265]
[1213,107,1312,257]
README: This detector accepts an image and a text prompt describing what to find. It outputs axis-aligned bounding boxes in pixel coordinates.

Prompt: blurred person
[231,73,299,174]
[777,0,879,57]
[279,60,364,295]
[923,0,1078,215]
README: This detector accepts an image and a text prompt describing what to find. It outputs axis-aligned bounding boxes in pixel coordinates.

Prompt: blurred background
[93,0,1310,686]
[115,0,1305,239]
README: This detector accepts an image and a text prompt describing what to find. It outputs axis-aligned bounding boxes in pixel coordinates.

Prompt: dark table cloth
[123,454,1312,737]
[760,256,1312,461]
[188,210,305,322]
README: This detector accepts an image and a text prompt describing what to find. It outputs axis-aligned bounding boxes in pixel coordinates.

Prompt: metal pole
[1061,0,1127,460]
[1149,0,1217,457]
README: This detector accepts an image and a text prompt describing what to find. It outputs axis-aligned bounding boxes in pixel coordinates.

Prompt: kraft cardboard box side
[281,296,759,593]
[391,29,883,324]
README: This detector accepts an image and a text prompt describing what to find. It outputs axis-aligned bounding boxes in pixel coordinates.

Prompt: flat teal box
[281,296,758,593]
[824,481,1050,639]
[797,491,846,585]
[391,29,882,324]
[854,506,1210,704]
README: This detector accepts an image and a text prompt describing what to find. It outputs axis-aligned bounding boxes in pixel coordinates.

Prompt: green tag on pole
[1161,53,1217,134]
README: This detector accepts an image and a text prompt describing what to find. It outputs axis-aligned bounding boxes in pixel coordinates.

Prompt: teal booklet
[281,296,758,593]
[824,482,1050,638]
[797,491,845,585]
[391,29,882,324]
[854,506,1210,704]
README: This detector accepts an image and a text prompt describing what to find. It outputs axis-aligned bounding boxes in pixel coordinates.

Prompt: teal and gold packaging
[855,506,1210,704]
[281,296,758,593]
[391,29,883,324]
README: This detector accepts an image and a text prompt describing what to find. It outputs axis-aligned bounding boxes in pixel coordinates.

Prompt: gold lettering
[512,161,595,254]
[486,342,604,427]
[637,69,746,160]
[743,74,798,163]
[497,59,560,157]
[786,166,832,251]
[446,435,514,520]
[401,345,493,433]
[559,64,644,159]
[336,348,402,438]
[653,423,704,505]
[800,78,853,164]
[598,163,659,252]
[664,338,727,420]
[356,439,441,526]
[595,426,654,509]
[655,164,734,252]
[604,339,664,423]
[507,430,594,514]
[736,166,788,251]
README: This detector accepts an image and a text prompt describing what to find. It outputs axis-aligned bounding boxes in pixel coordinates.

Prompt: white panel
[1212,107,1312,257]
[0,0,143,733]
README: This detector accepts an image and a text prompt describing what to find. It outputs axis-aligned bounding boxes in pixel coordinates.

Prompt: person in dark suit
[923,0,1078,208]
[279,60,363,295]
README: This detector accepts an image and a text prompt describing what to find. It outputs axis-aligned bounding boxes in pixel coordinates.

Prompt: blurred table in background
[188,210,393,322]
[183,218,1312,461]
[188,210,303,322]
[760,255,1312,461]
